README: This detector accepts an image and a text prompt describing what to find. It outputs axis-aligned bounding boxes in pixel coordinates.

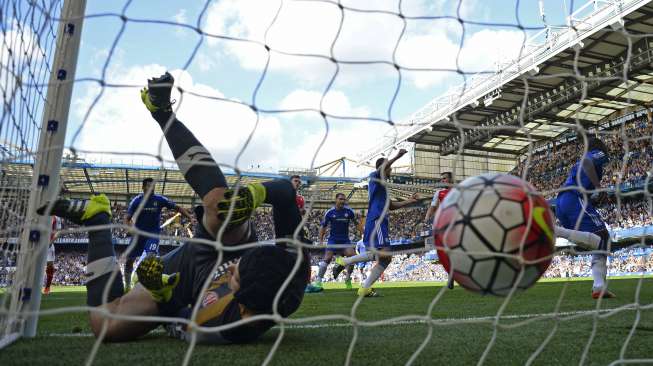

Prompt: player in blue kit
[307,193,359,292]
[335,149,419,297]
[124,178,192,291]
[555,137,615,299]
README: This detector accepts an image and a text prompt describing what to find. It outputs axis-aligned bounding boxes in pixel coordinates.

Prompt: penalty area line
[41,307,639,337]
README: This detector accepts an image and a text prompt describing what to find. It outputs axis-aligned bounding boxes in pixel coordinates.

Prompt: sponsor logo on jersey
[202,291,218,307]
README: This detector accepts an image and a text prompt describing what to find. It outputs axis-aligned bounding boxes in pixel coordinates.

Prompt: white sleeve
[430,190,440,207]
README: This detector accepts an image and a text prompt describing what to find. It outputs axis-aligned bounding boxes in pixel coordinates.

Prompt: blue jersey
[321,206,356,243]
[556,149,608,235]
[367,170,387,222]
[562,149,609,193]
[128,193,176,233]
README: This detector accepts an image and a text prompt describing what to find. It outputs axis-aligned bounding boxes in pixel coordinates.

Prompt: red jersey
[430,188,450,207]
[295,195,305,210]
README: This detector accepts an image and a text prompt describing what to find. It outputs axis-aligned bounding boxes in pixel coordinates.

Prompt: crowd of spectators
[512,113,652,198]
[542,247,653,278]
[1,112,651,286]
[598,200,653,230]
[19,245,651,287]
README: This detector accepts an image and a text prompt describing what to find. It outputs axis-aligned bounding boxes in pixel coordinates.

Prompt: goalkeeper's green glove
[135,254,179,303]
[140,72,175,113]
[217,183,266,228]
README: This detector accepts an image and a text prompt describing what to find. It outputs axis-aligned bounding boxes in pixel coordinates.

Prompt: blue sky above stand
[66,0,582,177]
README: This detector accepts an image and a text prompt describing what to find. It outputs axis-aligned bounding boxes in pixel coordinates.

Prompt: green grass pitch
[1,278,652,365]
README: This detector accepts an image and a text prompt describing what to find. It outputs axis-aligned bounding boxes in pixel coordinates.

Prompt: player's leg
[37,195,160,340]
[554,194,602,250]
[590,228,615,299]
[342,247,356,289]
[576,202,615,298]
[88,285,159,342]
[44,261,54,294]
[259,179,310,287]
[305,249,332,293]
[123,236,144,292]
[315,250,334,287]
[335,222,378,267]
[357,219,391,297]
[554,226,601,250]
[558,194,614,299]
[259,180,303,240]
[332,246,355,288]
[141,73,227,236]
[129,238,159,289]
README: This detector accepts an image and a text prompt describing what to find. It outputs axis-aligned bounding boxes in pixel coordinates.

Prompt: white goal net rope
[0,0,63,347]
[1,0,652,365]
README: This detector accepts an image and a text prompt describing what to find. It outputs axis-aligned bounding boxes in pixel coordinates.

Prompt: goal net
[0,0,69,347]
[1,0,652,365]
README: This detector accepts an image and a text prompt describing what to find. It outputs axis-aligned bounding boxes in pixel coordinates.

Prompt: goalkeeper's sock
[84,213,124,307]
[36,195,111,225]
[555,226,601,250]
[316,261,328,282]
[591,254,608,293]
[260,180,303,239]
[152,113,227,198]
[143,74,227,198]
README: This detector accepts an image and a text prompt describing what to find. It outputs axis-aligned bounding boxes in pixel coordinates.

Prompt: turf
[1,278,653,365]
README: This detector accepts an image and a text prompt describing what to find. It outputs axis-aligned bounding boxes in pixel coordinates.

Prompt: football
[433,173,555,296]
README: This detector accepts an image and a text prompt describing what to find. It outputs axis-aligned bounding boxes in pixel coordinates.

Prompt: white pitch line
[41,307,643,337]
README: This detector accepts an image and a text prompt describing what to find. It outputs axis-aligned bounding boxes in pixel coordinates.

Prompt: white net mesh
[1,0,652,365]
[0,0,62,346]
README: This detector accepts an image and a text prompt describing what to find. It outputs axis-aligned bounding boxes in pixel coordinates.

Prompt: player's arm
[318,211,329,243]
[424,193,439,222]
[389,192,420,211]
[581,156,602,189]
[164,196,193,221]
[125,198,137,226]
[424,205,437,222]
[176,206,193,220]
[386,148,408,167]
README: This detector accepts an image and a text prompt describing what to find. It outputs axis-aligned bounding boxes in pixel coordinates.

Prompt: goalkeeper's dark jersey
[158,212,272,343]
[158,180,310,344]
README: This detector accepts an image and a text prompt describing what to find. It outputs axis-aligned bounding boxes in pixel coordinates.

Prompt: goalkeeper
[37,72,309,344]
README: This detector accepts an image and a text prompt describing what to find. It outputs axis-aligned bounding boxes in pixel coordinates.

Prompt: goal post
[1,0,87,345]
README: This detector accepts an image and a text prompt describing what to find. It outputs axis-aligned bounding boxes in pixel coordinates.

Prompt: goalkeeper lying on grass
[37,72,309,344]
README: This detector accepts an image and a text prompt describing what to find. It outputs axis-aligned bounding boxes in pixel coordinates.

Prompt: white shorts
[47,244,56,262]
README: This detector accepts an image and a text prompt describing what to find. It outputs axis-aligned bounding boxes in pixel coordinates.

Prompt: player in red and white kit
[424,172,452,224]
[290,175,305,215]
[423,172,453,288]
[44,216,61,294]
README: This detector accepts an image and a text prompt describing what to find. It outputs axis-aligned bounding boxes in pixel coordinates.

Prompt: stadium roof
[358,0,653,161]
[1,161,441,209]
